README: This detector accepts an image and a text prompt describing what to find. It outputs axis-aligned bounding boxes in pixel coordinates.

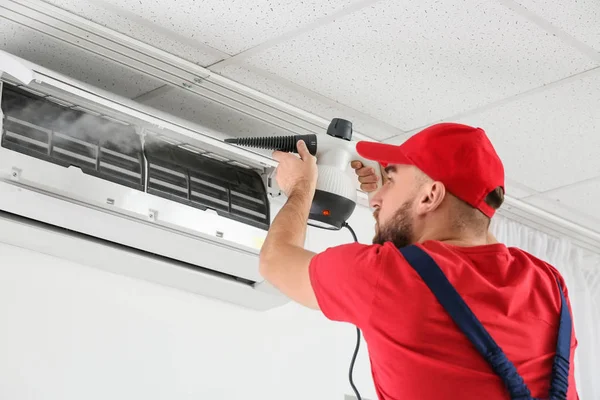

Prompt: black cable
[348,326,362,400]
[343,221,358,242]
[342,221,362,400]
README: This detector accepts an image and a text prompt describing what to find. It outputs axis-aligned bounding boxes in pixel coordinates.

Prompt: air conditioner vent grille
[189,172,230,213]
[1,84,145,191]
[145,138,270,230]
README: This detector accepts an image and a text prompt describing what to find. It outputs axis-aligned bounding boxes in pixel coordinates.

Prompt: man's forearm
[258,188,320,309]
[256,143,321,308]
[262,189,313,254]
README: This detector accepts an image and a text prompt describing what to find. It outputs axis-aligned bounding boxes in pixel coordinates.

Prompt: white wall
[0,205,378,400]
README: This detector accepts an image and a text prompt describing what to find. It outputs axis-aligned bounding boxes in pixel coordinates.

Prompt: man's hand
[272,140,318,199]
[351,160,383,192]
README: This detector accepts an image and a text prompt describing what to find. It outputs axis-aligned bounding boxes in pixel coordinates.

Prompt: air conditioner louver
[1,84,145,191]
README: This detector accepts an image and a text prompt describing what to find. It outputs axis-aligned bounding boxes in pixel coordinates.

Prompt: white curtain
[491,215,600,400]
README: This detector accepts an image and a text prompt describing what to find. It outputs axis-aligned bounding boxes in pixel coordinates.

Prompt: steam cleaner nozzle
[225,134,318,156]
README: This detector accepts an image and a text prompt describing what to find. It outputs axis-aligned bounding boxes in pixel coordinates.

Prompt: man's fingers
[296,140,314,162]
[272,150,285,162]
[350,160,363,169]
[358,174,379,184]
[355,166,378,177]
[360,182,378,192]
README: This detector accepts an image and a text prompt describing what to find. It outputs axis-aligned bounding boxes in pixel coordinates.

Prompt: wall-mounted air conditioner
[0,50,289,310]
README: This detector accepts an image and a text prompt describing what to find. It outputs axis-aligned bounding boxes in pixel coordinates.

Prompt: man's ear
[416,181,446,216]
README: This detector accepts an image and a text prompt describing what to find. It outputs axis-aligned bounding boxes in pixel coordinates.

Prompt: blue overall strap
[399,244,572,400]
[399,245,532,400]
[549,276,571,400]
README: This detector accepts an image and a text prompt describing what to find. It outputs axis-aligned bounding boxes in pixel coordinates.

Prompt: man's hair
[451,186,505,234]
[412,168,504,234]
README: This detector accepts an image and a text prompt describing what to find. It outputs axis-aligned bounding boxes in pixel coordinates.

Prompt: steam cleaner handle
[349,141,383,204]
[358,157,383,204]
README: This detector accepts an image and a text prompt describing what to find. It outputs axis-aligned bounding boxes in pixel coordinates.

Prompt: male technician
[258,122,578,400]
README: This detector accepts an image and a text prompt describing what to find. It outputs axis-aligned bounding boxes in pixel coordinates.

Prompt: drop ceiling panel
[0,19,164,99]
[40,0,226,65]
[503,179,539,200]
[241,0,598,131]
[515,0,600,51]
[215,64,405,140]
[448,71,600,193]
[68,0,365,55]
[524,177,600,234]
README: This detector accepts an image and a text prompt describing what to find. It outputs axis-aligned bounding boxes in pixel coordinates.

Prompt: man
[258,122,578,400]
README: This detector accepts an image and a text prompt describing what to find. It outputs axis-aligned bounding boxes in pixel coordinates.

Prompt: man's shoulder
[417,239,551,266]
[505,246,564,278]
[413,240,564,281]
[507,246,569,292]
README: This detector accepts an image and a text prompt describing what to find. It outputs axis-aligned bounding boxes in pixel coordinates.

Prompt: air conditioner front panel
[0,52,278,174]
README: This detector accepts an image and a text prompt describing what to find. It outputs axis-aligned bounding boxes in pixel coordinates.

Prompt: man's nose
[370,190,382,209]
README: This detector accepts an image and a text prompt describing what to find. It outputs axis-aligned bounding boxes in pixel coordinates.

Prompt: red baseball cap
[356,123,505,218]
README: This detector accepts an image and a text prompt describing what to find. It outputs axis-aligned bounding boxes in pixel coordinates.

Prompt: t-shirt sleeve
[308,242,387,327]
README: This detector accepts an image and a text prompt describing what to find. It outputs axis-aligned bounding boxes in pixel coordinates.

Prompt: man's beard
[373,201,415,248]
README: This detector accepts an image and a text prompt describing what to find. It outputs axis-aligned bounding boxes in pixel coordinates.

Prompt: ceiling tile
[515,0,600,51]
[242,0,598,131]
[41,0,226,66]
[504,178,539,200]
[215,64,405,140]
[75,0,365,55]
[0,19,164,99]
[523,177,600,234]
[451,71,600,193]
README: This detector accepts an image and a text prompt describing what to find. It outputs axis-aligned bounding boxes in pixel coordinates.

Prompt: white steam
[2,88,143,156]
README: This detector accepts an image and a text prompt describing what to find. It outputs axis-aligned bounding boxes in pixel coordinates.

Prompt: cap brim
[355,141,412,167]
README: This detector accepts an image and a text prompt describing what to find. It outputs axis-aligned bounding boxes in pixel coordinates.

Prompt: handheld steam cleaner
[226,118,378,400]
[225,118,382,230]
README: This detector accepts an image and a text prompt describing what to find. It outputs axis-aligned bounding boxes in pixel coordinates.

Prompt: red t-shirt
[308,240,578,400]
